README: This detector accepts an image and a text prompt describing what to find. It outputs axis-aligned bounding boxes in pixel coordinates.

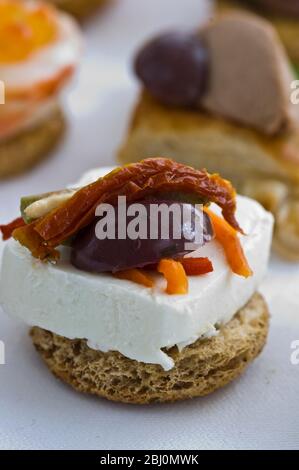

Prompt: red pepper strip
[205,208,252,278]
[13,158,241,260]
[0,217,25,241]
[179,257,213,276]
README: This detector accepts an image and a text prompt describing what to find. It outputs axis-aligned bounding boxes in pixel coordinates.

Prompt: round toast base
[30,292,269,404]
[0,106,65,179]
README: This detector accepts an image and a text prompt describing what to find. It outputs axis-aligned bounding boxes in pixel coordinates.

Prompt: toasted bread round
[30,292,269,404]
[0,105,65,180]
[49,0,110,19]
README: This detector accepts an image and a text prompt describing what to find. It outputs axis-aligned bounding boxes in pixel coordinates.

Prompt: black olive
[71,200,214,273]
[134,31,209,107]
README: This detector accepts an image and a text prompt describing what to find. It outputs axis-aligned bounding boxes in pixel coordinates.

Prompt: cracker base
[31,293,269,404]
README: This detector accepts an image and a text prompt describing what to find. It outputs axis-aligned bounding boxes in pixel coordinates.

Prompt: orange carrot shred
[158,259,188,295]
[204,208,252,278]
[113,269,153,288]
[180,257,213,276]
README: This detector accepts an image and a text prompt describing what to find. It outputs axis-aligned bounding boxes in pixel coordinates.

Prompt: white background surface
[0,0,298,450]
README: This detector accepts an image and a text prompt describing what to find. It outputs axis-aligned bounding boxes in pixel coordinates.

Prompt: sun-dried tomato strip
[13,158,240,260]
[13,221,60,260]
